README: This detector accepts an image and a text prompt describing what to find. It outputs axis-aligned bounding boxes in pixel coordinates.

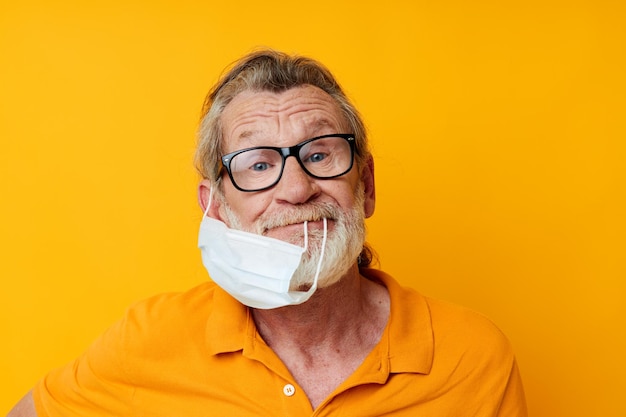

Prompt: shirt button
[283,384,296,397]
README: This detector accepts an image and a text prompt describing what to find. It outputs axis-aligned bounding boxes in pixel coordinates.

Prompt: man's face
[215,85,374,246]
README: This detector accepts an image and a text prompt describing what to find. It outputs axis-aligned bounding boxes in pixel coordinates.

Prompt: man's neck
[252,265,384,342]
[250,265,390,409]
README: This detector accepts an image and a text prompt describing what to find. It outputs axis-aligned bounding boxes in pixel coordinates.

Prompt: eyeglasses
[221,134,355,192]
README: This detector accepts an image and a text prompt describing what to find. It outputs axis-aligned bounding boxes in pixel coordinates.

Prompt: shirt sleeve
[496,356,528,417]
[33,316,137,417]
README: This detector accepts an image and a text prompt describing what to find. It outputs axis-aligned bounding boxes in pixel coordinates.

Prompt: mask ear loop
[289,218,326,298]
[203,186,214,218]
[308,218,327,291]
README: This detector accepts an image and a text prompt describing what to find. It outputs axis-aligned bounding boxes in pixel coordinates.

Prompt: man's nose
[273,156,319,204]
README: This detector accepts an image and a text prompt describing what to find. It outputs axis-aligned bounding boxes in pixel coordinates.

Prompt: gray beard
[218,183,366,290]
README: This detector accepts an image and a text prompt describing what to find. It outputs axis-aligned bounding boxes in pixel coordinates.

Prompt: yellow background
[1,0,624,415]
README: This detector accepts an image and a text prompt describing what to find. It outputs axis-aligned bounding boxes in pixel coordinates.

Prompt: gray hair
[194,49,370,184]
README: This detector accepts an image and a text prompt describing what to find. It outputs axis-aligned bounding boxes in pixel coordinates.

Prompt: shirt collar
[363,269,434,375]
[205,285,250,355]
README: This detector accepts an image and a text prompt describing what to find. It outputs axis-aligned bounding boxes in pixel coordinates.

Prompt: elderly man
[9,50,527,416]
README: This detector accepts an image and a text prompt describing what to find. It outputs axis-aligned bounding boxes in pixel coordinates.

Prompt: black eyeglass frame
[221,133,356,192]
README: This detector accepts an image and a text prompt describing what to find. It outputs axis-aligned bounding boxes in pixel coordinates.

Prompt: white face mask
[197,189,327,309]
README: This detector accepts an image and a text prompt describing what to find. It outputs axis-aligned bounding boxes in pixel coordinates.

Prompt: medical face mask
[197,190,327,309]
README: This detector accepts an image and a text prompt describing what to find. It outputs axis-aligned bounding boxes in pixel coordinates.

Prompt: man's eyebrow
[235,130,265,144]
[312,119,332,130]
[237,130,256,139]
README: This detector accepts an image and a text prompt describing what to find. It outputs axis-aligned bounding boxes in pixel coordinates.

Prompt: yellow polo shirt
[34,269,527,416]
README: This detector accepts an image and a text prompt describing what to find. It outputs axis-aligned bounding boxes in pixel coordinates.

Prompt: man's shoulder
[87,281,229,367]
[104,282,222,349]
[424,296,512,351]
[126,281,220,320]
[364,268,513,358]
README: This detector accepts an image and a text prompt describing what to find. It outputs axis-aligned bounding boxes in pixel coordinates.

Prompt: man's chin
[291,282,314,292]
[289,266,348,292]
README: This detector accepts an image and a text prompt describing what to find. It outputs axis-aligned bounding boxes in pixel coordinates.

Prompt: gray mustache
[258,203,339,231]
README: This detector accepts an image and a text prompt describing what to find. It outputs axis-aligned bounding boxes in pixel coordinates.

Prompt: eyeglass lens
[228,135,353,191]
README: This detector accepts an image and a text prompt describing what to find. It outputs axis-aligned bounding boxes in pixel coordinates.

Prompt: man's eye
[251,162,270,171]
[307,152,327,163]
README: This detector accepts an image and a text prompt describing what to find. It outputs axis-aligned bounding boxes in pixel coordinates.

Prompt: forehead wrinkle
[225,107,278,147]
[222,86,347,149]
[279,103,344,137]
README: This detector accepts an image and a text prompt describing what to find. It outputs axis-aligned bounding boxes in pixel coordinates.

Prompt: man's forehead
[225,85,336,111]
[221,86,346,141]
[236,118,334,140]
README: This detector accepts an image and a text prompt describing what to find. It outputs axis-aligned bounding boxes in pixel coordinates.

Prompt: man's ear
[198,179,221,219]
[362,155,376,218]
